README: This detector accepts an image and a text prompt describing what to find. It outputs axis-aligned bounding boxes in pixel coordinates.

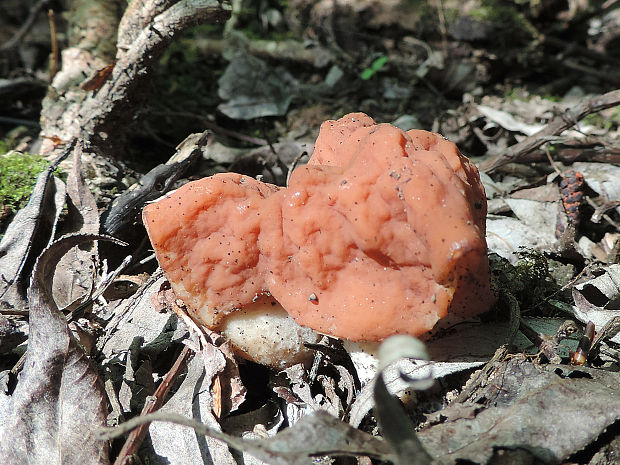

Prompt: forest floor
[0,1,619,464]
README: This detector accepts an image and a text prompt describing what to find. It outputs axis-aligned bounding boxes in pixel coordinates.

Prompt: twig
[1,0,49,51]
[453,345,508,403]
[48,9,58,81]
[540,34,620,66]
[516,145,620,165]
[100,410,394,463]
[591,200,620,224]
[10,351,27,376]
[0,309,29,317]
[113,345,192,465]
[153,110,267,145]
[101,411,222,441]
[286,150,310,186]
[0,116,41,128]
[479,89,620,173]
[545,148,563,176]
[175,36,336,68]
[561,59,620,86]
[105,378,125,426]
[65,254,132,322]
[518,319,579,364]
[101,131,208,235]
[586,197,620,231]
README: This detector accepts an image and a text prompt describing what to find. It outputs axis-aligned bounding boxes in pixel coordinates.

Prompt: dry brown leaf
[418,356,620,463]
[53,143,100,309]
[0,235,121,465]
[0,158,67,309]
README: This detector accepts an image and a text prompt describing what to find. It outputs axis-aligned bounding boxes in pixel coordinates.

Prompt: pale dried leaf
[217,53,298,120]
[53,144,100,308]
[504,198,559,243]
[572,264,620,343]
[573,162,620,214]
[418,357,620,464]
[148,354,237,465]
[0,235,115,465]
[0,172,66,309]
[99,274,182,358]
[477,105,544,136]
[349,356,485,429]
[487,197,561,263]
[349,319,517,427]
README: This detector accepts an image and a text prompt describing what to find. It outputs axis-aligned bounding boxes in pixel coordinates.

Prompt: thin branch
[479,89,620,173]
[84,0,230,143]
[113,345,192,465]
[42,0,232,159]
[47,9,58,81]
[117,0,177,52]
[101,410,229,442]
[100,410,394,463]
[154,110,268,145]
[540,34,620,66]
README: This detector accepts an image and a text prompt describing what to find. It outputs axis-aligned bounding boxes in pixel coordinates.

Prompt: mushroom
[143,113,495,368]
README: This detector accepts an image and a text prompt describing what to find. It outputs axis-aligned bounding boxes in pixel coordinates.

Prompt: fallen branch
[479,89,620,173]
[517,141,620,165]
[113,345,192,465]
[40,0,232,160]
[193,36,336,68]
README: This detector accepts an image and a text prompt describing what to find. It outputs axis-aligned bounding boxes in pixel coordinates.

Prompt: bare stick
[48,9,58,81]
[155,110,268,145]
[113,345,192,465]
[479,89,620,173]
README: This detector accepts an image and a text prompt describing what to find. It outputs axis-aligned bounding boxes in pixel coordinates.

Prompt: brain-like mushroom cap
[143,113,494,342]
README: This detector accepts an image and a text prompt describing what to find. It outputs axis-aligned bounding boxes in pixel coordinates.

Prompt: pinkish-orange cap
[143,113,495,342]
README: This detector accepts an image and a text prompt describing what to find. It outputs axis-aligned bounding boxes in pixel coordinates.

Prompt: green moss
[583,109,620,130]
[502,87,532,101]
[489,249,570,315]
[503,87,562,103]
[469,0,537,45]
[0,153,55,212]
[514,249,549,284]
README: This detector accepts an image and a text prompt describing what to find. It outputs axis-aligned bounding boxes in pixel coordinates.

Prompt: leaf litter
[0,149,69,310]
[1,134,619,465]
[0,235,120,465]
[52,143,100,310]
[3,224,618,465]
[1,2,620,464]
[0,135,618,465]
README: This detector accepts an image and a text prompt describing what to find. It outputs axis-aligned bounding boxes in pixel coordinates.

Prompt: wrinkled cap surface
[143,113,494,342]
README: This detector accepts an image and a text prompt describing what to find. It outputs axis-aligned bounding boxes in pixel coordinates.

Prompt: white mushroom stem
[219,295,320,369]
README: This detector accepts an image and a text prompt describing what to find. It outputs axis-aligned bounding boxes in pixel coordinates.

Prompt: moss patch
[489,249,571,315]
[0,152,55,213]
